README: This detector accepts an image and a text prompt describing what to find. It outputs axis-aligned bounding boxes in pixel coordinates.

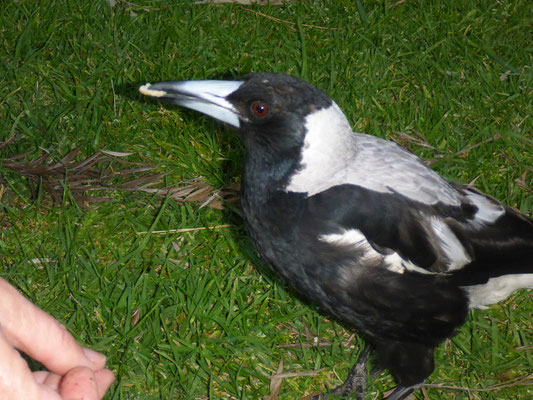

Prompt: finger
[0,327,47,400]
[58,366,98,400]
[33,370,115,400]
[94,369,115,399]
[57,367,114,400]
[33,371,51,385]
[34,372,70,397]
[0,278,106,374]
[43,372,62,390]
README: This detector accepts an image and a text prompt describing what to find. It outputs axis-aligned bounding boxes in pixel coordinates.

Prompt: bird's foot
[382,385,417,400]
[328,347,370,399]
[309,346,372,400]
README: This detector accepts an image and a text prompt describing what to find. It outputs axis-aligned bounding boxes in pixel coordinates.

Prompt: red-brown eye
[252,102,268,117]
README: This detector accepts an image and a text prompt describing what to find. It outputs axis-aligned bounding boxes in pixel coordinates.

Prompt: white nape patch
[285,104,461,206]
[466,191,504,226]
[139,84,166,98]
[430,218,471,271]
[319,229,430,274]
[286,102,356,195]
[464,274,533,309]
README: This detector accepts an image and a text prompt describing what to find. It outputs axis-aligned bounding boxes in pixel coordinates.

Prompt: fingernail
[83,347,107,365]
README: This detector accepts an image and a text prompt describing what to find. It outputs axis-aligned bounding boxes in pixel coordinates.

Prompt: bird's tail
[452,206,533,308]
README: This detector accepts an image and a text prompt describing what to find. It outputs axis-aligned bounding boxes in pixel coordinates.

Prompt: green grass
[1,1,532,399]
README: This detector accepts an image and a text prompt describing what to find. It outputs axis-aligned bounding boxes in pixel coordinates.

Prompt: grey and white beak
[139,80,244,128]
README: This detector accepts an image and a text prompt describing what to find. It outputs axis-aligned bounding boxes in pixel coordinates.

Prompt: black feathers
[140,72,533,399]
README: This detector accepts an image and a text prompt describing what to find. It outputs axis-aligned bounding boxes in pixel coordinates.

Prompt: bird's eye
[251,102,268,117]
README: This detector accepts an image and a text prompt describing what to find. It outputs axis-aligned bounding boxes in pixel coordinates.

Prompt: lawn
[0,0,531,399]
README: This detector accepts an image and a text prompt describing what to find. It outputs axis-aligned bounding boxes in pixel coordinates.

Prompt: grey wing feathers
[350,134,462,206]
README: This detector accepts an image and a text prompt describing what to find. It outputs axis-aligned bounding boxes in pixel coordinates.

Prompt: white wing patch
[430,218,471,271]
[464,274,533,309]
[285,104,462,206]
[320,229,381,266]
[319,229,431,274]
[465,191,505,226]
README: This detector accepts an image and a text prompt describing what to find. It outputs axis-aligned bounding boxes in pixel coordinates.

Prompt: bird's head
[139,73,345,160]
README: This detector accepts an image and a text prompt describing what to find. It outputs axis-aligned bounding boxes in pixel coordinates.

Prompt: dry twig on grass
[422,372,533,393]
[1,144,239,209]
[196,0,288,4]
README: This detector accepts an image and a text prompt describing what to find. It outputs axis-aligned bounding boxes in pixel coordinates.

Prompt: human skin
[0,277,114,400]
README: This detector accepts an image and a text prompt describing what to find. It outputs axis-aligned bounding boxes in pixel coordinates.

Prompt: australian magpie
[140,73,533,400]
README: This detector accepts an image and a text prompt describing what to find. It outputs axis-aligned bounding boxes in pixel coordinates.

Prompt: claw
[382,385,417,400]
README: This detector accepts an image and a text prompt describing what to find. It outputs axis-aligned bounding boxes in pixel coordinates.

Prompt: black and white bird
[140,73,533,400]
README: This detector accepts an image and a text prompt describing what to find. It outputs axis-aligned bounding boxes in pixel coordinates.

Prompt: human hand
[0,277,115,400]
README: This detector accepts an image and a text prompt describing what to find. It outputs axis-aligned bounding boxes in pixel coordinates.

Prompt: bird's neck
[242,148,300,196]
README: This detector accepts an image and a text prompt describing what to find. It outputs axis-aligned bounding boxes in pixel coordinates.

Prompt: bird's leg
[308,347,420,400]
[382,385,418,400]
[324,346,373,400]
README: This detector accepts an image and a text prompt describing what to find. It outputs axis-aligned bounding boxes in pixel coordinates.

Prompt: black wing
[303,183,533,280]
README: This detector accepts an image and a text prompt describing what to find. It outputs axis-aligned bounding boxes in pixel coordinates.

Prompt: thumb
[0,278,107,373]
[59,366,99,400]
[58,366,115,400]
